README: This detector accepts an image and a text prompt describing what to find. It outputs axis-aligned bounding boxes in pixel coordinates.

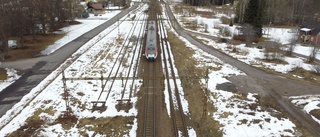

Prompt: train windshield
[148,47,155,54]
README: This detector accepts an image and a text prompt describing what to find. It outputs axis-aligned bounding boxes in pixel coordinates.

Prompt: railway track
[158,14,188,137]
[119,14,148,102]
[142,62,157,137]
[104,13,147,102]
[91,10,148,105]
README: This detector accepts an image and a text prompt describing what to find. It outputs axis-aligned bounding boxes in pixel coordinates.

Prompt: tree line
[237,0,320,25]
[0,0,83,58]
[184,0,320,26]
[183,0,235,6]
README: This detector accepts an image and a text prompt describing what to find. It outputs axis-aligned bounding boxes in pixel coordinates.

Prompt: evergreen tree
[243,0,264,37]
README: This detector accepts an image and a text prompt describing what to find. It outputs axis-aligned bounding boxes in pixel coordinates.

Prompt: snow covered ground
[41,10,121,55]
[170,3,320,135]
[0,68,20,92]
[171,27,297,136]
[0,2,319,137]
[0,3,149,136]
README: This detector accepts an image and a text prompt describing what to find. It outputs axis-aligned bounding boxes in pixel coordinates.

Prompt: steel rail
[158,14,188,137]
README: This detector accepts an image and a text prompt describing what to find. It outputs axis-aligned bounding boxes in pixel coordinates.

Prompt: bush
[312,65,320,75]
[218,27,231,37]
[264,42,284,62]
[233,35,259,43]
[220,16,230,24]
[229,20,233,26]
[56,111,78,130]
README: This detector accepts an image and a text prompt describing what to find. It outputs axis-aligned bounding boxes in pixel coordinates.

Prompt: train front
[146,46,156,61]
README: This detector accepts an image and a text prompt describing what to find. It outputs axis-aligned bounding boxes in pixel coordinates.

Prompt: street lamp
[267,22,272,38]
[316,32,320,46]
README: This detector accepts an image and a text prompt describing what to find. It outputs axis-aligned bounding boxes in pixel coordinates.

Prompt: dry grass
[56,111,78,130]
[77,116,134,136]
[309,109,320,120]
[5,34,65,62]
[259,58,288,64]
[193,10,216,18]
[8,107,55,137]
[0,68,7,80]
[167,31,223,136]
[260,95,315,136]
[288,67,320,82]
[173,4,232,18]
[220,16,230,24]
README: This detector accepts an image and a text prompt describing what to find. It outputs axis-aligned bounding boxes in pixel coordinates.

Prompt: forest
[0,0,83,58]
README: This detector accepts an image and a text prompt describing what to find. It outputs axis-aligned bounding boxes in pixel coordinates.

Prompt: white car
[8,40,18,49]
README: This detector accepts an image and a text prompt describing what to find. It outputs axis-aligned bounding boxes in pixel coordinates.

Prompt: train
[145,20,158,61]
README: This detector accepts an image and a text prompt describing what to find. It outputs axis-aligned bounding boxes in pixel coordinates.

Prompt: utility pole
[62,71,70,112]
[202,65,209,120]
[117,16,120,36]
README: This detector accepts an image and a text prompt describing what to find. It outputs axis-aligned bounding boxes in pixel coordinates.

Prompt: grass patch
[239,119,248,125]
[167,31,223,136]
[8,107,55,137]
[5,34,65,61]
[173,4,232,18]
[309,109,320,120]
[0,68,8,80]
[56,111,78,130]
[259,58,288,64]
[289,67,320,82]
[260,96,315,136]
[220,16,230,24]
[77,92,85,96]
[77,116,134,136]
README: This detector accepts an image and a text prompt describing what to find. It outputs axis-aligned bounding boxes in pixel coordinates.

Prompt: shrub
[233,35,259,43]
[312,65,320,75]
[220,16,230,24]
[56,111,78,130]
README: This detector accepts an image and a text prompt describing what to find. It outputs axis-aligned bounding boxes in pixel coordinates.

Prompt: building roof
[300,28,311,32]
[301,19,320,35]
[91,3,103,10]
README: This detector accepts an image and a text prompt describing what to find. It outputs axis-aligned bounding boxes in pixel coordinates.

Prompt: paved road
[165,2,320,136]
[0,3,140,117]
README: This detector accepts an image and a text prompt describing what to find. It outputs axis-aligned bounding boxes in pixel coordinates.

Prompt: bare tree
[308,45,319,63]
[286,33,298,56]
[243,23,254,47]
[311,64,320,74]
[264,41,284,62]
[236,0,248,23]
[0,0,12,59]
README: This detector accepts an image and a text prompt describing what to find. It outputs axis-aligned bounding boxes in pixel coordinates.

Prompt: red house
[299,18,320,45]
[87,3,105,14]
